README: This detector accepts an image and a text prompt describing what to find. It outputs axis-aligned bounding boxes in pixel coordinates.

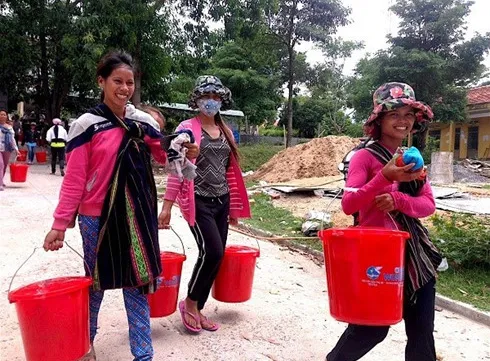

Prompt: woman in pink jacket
[42,51,197,361]
[326,83,442,361]
[160,76,251,333]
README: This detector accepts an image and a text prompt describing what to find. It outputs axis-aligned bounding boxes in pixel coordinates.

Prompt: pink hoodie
[164,117,251,226]
[342,146,435,229]
[52,105,167,231]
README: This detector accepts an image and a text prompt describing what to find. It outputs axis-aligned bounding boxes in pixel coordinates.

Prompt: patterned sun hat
[364,82,434,135]
[188,75,233,110]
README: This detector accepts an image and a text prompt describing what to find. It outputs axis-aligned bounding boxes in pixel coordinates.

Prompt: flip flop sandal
[200,315,220,332]
[178,300,202,333]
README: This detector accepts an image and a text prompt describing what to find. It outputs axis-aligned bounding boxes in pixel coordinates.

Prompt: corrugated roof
[467,85,490,105]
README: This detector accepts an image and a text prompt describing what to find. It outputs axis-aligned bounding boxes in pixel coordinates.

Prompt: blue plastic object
[402,146,424,171]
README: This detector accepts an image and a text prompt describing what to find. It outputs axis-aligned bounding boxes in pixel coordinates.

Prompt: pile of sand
[250,136,359,183]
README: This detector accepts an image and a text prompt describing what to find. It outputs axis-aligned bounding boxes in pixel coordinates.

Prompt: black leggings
[50,147,65,173]
[188,193,230,310]
[327,278,437,361]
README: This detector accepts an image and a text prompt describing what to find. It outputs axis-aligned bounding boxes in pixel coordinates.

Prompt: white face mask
[197,98,222,117]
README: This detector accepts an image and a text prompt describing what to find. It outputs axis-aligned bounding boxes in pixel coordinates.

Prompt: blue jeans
[79,215,154,361]
[26,142,36,162]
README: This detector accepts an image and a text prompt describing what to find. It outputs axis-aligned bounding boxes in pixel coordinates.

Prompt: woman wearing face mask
[160,75,251,333]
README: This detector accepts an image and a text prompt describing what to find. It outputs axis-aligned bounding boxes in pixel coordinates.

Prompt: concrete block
[430,152,454,184]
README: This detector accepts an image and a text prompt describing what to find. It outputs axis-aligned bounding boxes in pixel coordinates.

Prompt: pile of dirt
[250,136,359,183]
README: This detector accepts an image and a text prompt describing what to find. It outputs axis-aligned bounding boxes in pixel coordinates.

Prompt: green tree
[263,0,350,147]
[308,39,363,136]
[0,0,101,120]
[348,0,490,126]
[80,0,174,105]
[208,42,283,126]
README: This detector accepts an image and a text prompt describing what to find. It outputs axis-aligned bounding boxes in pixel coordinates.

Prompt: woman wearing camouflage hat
[327,82,442,361]
[160,75,251,333]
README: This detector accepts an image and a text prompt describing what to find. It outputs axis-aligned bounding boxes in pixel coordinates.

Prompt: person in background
[0,109,20,190]
[22,122,40,164]
[12,114,22,147]
[43,50,198,361]
[326,82,442,361]
[46,118,68,176]
[160,75,250,333]
[137,105,165,131]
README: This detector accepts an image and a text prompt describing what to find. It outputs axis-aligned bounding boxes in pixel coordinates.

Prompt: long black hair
[214,113,239,161]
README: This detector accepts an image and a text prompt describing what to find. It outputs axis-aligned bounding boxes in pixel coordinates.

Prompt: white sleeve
[46,128,53,142]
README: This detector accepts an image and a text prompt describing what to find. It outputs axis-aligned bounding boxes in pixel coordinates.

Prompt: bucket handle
[237,233,261,256]
[253,237,260,256]
[167,226,186,257]
[387,213,400,231]
[8,240,91,295]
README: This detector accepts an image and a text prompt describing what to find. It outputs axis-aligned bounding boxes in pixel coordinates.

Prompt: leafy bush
[259,127,285,137]
[430,214,490,269]
[422,136,440,165]
[258,126,299,137]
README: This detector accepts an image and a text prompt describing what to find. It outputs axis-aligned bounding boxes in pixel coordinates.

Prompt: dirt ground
[1,165,490,361]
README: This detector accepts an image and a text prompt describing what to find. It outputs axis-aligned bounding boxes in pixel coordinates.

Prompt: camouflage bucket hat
[188,75,233,110]
[364,82,434,134]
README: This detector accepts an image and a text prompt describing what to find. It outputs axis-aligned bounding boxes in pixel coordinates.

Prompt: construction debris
[461,159,490,178]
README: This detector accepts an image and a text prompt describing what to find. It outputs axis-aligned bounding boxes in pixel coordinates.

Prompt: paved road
[1,164,489,361]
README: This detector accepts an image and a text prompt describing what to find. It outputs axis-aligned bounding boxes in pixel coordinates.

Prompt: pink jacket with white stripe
[164,117,251,226]
[52,105,167,231]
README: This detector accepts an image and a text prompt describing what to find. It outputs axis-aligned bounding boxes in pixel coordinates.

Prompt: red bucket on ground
[8,276,92,361]
[319,227,410,326]
[148,251,186,317]
[35,150,47,163]
[212,245,260,303]
[10,163,28,182]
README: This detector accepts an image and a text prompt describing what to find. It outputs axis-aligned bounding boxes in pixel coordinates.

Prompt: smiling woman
[96,52,135,118]
[327,82,442,361]
[42,50,182,361]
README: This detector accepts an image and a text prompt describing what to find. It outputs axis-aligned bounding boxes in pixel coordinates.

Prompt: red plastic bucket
[35,150,47,163]
[10,163,29,182]
[8,276,92,361]
[148,251,186,317]
[319,227,410,326]
[212,245,260,303]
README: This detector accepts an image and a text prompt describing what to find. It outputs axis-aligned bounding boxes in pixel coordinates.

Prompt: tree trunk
[286,45,294,148]
[39,0,52,122]
[285,0,298,148]
[132,33,142,106]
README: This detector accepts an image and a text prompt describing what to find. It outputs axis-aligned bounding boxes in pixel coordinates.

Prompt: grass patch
[239,143,284,172]
[245,193,302,236]
[483,184,490,190]
[244,193,324,252]
[436,267,490,312]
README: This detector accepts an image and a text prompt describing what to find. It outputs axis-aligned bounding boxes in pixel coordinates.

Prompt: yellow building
[428,85,490,160]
